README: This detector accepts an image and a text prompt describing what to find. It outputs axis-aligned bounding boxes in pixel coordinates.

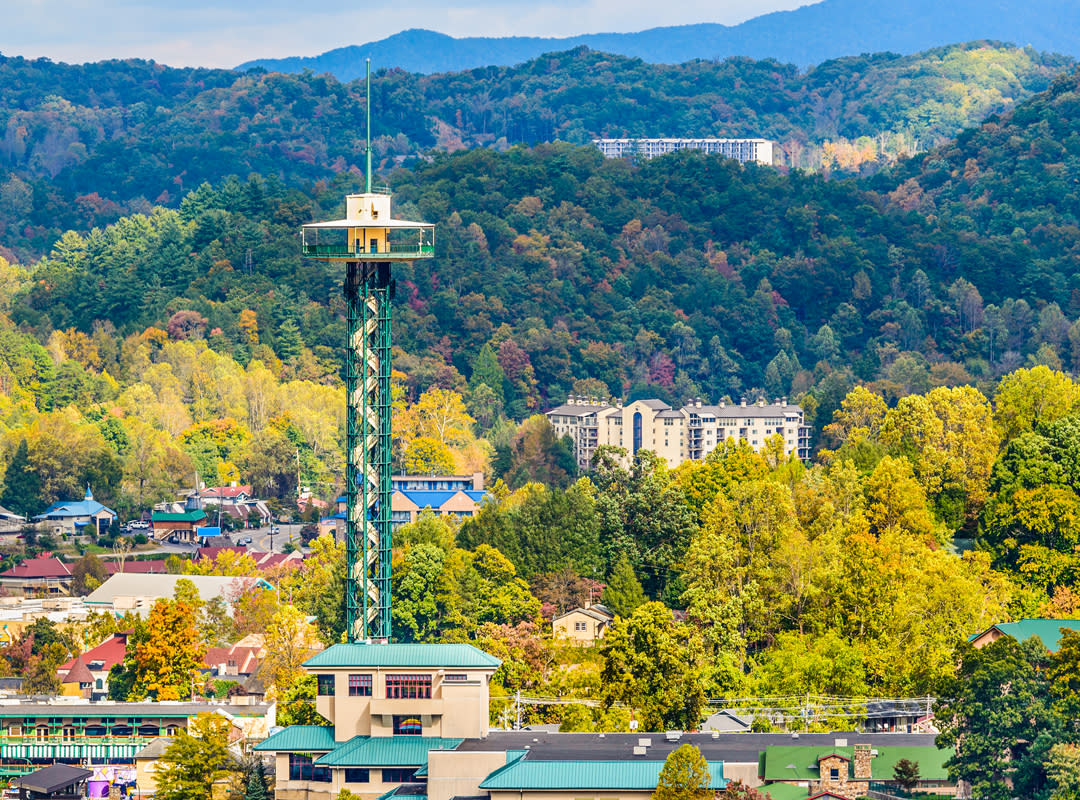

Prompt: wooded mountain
[0,42,1069,261]
[13,67,1080,448]
[237,0,1080,78]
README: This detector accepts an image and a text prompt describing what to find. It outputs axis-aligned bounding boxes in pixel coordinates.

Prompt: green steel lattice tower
[299,61,435,641]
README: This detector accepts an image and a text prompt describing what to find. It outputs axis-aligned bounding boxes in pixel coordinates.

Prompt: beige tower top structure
[301,190,434,262]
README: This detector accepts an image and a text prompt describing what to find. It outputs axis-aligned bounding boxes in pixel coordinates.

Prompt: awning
[12,764,93,793]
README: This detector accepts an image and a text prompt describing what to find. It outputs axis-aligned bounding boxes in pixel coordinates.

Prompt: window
[574,621,587,631]
[830,768,839,780]
[85,725,107,737]
[62,727,76,741]
[35,726,49,742]
[382,768,416,783]
[444,674,468,683]
[393,716,423,735]
[289,754,331,782]
[316,674,335,696]
[138,725,160,737]
[385,674,431,699]
[633,412,643,454]
[348,674,372,697]
[344,769,370,783]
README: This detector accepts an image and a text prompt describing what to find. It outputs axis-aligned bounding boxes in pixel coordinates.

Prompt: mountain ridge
[236,0,1080,79]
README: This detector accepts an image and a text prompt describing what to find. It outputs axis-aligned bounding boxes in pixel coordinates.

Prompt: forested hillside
[0,43,1070,260]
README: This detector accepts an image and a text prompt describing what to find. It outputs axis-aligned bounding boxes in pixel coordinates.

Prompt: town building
[969,618,1080,653]
[551,603,614,645]
[0,701,275,781]
[56,632,130,700]
[546,395,812,471]
[83,573,274,616]
[759,741,956,799]
[31,487,116,537]
[0,556,73,596]
[150,509,208,543]
[593,138,774,165]
[321,476,489,538]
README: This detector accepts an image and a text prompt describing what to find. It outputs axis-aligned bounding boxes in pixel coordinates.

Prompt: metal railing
[302,243,434,258]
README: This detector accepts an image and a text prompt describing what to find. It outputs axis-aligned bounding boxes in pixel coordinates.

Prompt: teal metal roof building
[969,618,1080,653]
[479,759,727,791]
[304,642,500,669]
[315,737,463,767]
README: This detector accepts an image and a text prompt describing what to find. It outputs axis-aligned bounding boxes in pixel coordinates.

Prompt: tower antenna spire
[366,58,372,193]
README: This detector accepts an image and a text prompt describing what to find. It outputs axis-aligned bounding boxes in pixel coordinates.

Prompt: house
[204,642,265,679]
[198,485,254,504]
[0,504,26,525]
[702,710,754,733]
[0,555,73,596]
[32,487,116,536]
[759,741,956,799]
[151,509,207,543]
[83,573,274,616]
[322,484,489,539]
[57,632,130,699]
[59,656,95,699]
[552,603,614,645]
[969,618,1080,653]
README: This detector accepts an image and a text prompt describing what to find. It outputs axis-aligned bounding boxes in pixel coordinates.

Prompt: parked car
[127,520,151,530]
[238,536,253,545]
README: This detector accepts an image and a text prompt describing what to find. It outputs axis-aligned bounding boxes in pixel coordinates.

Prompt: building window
[62,727,76,741]
[138,725,160,737]
[830,768,839,780]
[574,621,587,631]
[344,769,370,783]
[289,754,331,782]
[348,674,372,697]
[633,412,643,454]
[382,769,416,783]
[316,674,335,696]
[385,674,432,699]
[393,716,423,735]
[444,673,468,683]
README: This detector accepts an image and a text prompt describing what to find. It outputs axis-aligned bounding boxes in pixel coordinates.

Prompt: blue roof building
[32,486,116,535]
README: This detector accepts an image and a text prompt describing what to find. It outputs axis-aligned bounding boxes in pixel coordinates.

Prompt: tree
[1,439,40,518]
[130,597,206,700]
[277,674,329,727]
[602,554,647,618]
[155,713,237,800]
[936,638,1059,800]
[993,366,1080,441]
[893,759,920,790]
[262,606,319,700]
[653,744,712,800]
[243,759,271,800]
[71,554,109,596]
[601,602,706,731]
[404,436,456,474]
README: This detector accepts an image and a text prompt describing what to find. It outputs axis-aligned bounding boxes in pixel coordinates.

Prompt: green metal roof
[479,760,726,791]
[151,510,207,522]
[253,725,336,753]
[314,736,463,767]
[304,642,500,669]
[760,783,813,800]
[376,790,426,800]
[971,619,1080,652]
[761,745,951,782]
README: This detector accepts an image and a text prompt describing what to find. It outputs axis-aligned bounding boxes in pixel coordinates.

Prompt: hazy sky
[1,0,820,68]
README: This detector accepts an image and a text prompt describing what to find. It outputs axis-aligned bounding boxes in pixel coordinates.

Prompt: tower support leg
[344,261,393,642]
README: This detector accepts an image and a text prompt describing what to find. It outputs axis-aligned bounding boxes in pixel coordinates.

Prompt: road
[249,523,305,553]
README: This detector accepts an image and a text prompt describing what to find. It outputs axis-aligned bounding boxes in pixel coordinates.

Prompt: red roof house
[0,555,72,595]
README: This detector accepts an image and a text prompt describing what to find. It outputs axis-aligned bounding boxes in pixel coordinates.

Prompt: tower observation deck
[300,61,435,643]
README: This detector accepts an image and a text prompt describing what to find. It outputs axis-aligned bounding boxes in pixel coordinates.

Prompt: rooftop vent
[633,746,647,756]
[638,738,652,747]
[835,739,847,747]
[665,731,682,742]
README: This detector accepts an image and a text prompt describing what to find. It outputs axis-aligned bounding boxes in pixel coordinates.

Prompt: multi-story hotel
[592,138,774,165]
[546,396,812,472]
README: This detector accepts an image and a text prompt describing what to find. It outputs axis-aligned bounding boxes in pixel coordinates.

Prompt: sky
[1,0,821,68]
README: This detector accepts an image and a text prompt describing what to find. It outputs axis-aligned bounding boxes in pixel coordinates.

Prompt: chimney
[757,397,765,407]
[782,396,787,406]
[853,744,873,780]
[695,398,702,409]
[740,399,747,407]
[719,400,726,408]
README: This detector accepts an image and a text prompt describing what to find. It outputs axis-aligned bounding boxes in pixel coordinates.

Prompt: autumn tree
[263,605,319,700]
[130,596,206,700]
[653,744,712,800]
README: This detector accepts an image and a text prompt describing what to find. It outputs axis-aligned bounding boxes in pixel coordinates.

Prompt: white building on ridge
[593,138,774,165]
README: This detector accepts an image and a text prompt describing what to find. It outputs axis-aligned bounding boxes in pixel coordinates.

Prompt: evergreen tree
[893,759,920,790]
[1,440,40,519]
[275,319,303,362]
[243,760,270,800]
[602,553,647,617]
[470,343,506,404]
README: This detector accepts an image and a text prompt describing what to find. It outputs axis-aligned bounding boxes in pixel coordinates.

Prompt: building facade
[592,138,774,165]
[547,396,812,471]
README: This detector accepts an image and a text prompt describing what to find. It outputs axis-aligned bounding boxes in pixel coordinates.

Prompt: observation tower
[300,61,434,642]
